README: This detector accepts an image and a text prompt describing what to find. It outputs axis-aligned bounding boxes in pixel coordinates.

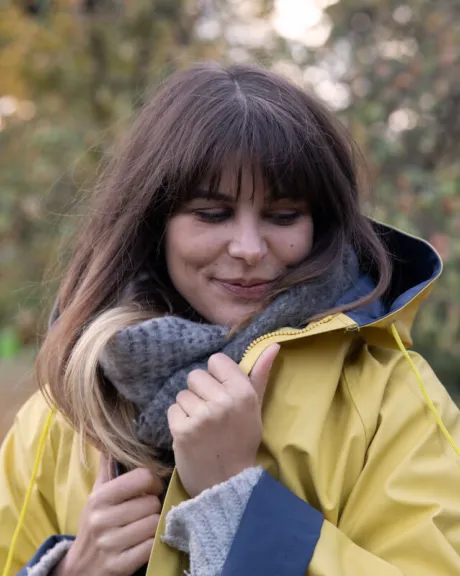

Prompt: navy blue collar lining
[336,223,441,327]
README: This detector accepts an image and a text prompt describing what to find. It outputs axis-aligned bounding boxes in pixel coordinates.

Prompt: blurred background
[0,0,459,441]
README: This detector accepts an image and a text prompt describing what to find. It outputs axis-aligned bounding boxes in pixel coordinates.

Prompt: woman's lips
[213,280,272,300]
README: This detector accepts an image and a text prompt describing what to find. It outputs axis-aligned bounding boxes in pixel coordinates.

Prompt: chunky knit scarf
[99,249,359,451]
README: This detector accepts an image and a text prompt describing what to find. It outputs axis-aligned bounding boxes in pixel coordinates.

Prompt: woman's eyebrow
[192,189,234,202]
[265,192,305,203]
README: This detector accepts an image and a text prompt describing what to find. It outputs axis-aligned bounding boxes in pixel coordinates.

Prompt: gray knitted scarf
[99,248,359,451]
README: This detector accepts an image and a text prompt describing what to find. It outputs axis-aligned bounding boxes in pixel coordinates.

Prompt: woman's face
[165,166,314,325]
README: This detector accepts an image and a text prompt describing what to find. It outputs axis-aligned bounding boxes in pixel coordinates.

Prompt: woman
[1,62,460,576]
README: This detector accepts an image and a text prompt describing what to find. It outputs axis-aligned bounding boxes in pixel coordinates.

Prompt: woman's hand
[168,344,280,497]
[54,455,163,576]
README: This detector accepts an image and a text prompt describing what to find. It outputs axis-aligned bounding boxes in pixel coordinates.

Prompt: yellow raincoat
[1,226,460,575]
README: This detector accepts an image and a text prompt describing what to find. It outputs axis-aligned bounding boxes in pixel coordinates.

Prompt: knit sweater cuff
[162,466,264,576]
[26,539,73,576]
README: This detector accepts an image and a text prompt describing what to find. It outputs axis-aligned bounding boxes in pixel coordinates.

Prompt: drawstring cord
[389,323,460,457]
[3,323,459,575]
[2,409,55,576]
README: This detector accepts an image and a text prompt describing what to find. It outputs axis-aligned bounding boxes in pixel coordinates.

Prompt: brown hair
[37,62,391,473]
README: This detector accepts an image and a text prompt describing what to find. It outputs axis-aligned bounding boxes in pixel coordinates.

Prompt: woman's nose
[227,221,267,265]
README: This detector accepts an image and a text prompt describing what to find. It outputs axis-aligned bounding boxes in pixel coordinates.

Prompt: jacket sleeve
[220,353,460,575]
[16,535,75,576]
[0,391,60,574]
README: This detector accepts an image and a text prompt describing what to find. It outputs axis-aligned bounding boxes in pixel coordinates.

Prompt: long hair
[36,62,391,475]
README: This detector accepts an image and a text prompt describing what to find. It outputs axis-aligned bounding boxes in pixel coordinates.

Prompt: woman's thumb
[249,344,280,404]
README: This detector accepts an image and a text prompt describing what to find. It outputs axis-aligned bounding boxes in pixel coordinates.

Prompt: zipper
[240,314,336,363]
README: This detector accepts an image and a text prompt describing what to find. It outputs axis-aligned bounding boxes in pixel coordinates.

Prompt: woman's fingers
[175,389,205,416]
[117,538,155,574]
[111,513,160,551]
[207,353,243,388]
[167,402,189,434]
[95,467,163,506]
[63,461,163,576]
[106,494,161,527]
[187,369,229,402]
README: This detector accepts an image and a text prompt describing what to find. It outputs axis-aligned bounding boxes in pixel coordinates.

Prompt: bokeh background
[1,0,459,441]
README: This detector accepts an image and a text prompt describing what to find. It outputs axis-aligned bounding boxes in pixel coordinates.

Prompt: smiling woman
[1,62,460,576]
[165,164,314,325]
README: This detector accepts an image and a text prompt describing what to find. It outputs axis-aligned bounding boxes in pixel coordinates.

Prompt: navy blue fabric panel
[222,472,324,576]
[389,278,432,314]
[344,224,441,326]
[17,535,75,575]
[336,274,385,325]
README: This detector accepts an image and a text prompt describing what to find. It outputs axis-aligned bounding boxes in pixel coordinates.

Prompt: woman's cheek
[281,221,314,264]
[181,230,226,268]
[166,216,220,266]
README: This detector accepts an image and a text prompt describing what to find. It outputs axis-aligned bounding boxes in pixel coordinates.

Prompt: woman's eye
[194,209,232,223]
[268,211,302,225]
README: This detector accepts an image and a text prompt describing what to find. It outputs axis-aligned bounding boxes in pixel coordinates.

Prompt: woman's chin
[200,299,263,327]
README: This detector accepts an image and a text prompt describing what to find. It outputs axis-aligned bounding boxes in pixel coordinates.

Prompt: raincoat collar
[342,221,442,347]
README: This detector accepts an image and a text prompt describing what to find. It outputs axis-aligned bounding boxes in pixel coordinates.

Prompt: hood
[337,221,442,348]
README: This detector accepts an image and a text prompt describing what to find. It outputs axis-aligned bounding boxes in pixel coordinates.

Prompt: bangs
[167,96,323,208]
